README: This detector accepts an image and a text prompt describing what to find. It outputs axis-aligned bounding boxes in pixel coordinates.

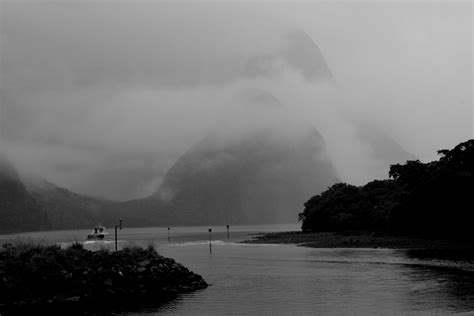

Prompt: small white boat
[87,224,109,240]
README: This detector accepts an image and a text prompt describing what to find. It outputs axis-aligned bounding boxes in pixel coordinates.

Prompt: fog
[0,1,472,200]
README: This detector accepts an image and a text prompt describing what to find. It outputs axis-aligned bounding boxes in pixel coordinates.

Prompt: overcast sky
[0,0,472,200]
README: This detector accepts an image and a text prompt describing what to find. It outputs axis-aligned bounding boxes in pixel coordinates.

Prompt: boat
[87,224,109,240]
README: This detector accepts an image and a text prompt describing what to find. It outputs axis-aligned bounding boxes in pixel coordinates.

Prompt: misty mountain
[21,174,114,229]
[21,173,169,229]
[245,31,414,164]
[0,155,50,232]
[244,30,333,82]
[285,30,334,82]
[153,129,338,225]
[356,123,417,167]
[152,90,339,225]
[0,30,417,231]
[146,31,415,225]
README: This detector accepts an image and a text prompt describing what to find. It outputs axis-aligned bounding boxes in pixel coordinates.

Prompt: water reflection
[400,248,474,313]
[136,245,474,315]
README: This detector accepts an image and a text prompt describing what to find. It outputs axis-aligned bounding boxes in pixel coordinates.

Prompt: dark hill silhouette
[21,174,169,230]
[22,174,116,229]
[0,155,50,232]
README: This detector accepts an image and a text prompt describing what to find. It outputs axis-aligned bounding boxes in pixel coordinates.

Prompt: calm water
[1,224,474,314]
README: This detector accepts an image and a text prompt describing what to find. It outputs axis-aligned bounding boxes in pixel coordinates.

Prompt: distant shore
[243,231,474,250]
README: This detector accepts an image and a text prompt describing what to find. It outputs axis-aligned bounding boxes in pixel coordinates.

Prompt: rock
[65,296,80,302]
[180,285,191,291]
[105,289,115,296]
[104,279,113,287]
[0,244,208,312]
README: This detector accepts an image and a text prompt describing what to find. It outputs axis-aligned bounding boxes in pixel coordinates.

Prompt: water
[1,224,474,314]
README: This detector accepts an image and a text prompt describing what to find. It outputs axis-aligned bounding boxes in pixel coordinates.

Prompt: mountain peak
[244,30,334,83]
[285,30,333,82]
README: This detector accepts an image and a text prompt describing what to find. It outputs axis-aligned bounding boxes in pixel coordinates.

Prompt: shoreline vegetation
[243,231,474,274]
[243,231,474,250]
[245,140,474,254]
[296,139,473,242]
[0,242,207,314]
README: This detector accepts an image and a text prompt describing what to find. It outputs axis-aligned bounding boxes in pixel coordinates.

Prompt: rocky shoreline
[243,231,474,250]
[0,243,208,314]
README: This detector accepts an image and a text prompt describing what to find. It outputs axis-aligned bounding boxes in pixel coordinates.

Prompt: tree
[300,139,474,240]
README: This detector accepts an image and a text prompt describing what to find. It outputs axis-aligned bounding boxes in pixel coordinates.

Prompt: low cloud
[1,1,471,199]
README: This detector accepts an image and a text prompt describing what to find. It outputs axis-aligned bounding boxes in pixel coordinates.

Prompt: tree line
[299,139,474,239]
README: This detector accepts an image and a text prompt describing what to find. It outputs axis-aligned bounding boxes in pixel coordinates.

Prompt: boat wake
[58,239,126,249]
[169,240,227,246]
[167,240,285,247]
